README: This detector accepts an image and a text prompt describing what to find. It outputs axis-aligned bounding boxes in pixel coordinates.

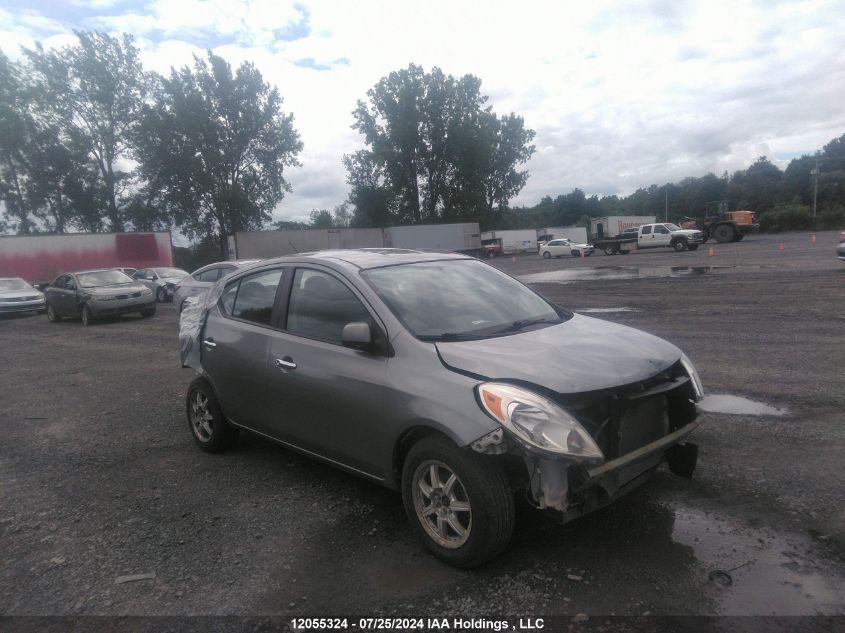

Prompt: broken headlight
[679,353,704,401]
[476,382,603,459]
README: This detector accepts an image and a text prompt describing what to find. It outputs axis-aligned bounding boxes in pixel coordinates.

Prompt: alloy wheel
[190,391,214,442]
[411,460,472,549]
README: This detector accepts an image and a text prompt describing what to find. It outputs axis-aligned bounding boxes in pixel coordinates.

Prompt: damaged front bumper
[528,419,701,520]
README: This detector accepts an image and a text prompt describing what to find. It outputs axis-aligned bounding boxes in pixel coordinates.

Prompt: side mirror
[341,322,373,350]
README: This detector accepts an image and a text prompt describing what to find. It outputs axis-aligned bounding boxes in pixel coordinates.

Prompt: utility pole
[664,187,668,222]
[812,153,819,218]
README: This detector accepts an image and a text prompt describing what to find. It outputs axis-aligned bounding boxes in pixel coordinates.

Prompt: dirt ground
[1,230,843,620]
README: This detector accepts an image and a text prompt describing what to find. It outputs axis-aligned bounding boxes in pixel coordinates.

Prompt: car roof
[69,269,122,275]
[257,248,472,270]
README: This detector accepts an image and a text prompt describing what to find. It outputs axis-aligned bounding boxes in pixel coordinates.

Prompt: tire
[736,234,745,241]
[401,435,514,568]
[141,306,156,318]
[81,304,95,326]
[46,303,62,323]
[156,287,167,302]
[672,239,687,252]
[186,377,239,453]
[571,250,580,257]
[687,244,699,251]
[603,246,617,256]
[542,251,551,259]
[713,224,735,243]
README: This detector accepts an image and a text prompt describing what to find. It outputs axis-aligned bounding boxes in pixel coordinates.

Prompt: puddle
[672,507,845,615]
[519,265,753,284]
[698,394,787,416]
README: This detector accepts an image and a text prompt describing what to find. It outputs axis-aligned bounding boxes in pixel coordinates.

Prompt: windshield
[664,223,681,231]
[363,260,568,340]
[154,268,188,278]
[77,270,134,288]
[0,278,31,291]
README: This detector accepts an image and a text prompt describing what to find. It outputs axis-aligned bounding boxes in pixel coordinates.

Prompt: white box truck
[480,229,537,255]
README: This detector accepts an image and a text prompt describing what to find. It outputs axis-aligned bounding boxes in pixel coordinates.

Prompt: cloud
[1,0,844,219]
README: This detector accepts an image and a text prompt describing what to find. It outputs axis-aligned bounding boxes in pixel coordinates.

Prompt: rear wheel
[713,224,736,243]
[542,251,551,259]
[571,250,580,257]
[186,377,239,453]
[402,435,514,568]
[672,239,688,252]
[46,303,62,322]
[603,246,617,255]
[81,304,95,326]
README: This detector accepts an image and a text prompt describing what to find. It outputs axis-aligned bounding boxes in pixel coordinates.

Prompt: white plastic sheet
[178,278,228,371]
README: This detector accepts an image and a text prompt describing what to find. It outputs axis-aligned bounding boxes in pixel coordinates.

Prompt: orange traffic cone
[812,234,817,245]
[779,242,785,251]
[708,247,715,257]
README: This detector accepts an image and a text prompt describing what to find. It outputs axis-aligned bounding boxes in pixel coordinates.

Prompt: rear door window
[230,269,284,326]
[194,267,220,282]
[641,226,652,235]
[286,269,371,343]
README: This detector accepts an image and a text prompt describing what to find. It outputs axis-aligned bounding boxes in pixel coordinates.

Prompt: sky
[1,0,844,224]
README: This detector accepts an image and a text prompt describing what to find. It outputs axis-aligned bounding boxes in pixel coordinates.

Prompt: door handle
[274,357,297,370]
[202,338,217,349]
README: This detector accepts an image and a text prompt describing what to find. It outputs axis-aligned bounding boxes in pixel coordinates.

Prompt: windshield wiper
[495,317,559,334]
[419,332,488,342]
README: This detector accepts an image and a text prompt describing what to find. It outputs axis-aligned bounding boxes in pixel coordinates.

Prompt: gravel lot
[1,230,843,619]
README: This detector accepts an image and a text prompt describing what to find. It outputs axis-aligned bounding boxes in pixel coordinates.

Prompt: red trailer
[0,232,174,284]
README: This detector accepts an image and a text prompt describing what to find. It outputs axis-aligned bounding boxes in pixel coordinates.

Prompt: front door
[265,267,390,476]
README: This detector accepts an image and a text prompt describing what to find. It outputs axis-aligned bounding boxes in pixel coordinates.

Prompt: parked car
[0,277,46,316]
[173,260,260,312]
[114,267,137,278]
[44,269,156,325]
[839,230,845,243]
[837,241,845,261]
[180,249,703,567]
[539,238,594,258]
[133,267,189,302]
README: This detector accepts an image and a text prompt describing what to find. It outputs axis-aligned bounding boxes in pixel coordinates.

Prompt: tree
[135,51,302,257]
[24,31,151,231]
[0,51,34,233]
[347,64,534,226]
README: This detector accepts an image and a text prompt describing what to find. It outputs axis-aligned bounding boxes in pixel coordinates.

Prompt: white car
[0,277,46,316]
[132,267,190,303]
[173,260,261,312]
[539,238,594,258]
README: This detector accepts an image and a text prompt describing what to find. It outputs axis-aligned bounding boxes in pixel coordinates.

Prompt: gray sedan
[172,260,260,312]
[0,277,46,316]
[181,249,703,567]
[44,269,156,325]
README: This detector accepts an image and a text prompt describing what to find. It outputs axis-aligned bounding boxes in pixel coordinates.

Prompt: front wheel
[156,287,167,302]
[186,377,239,453]
[571,250,580,257]
[401,435,514,568]
[81,304,95,326]
[542,251,551,259]
[140,306,156,318]
[46,304,62,323]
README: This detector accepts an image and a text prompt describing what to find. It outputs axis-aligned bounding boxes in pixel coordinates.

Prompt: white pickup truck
[594,223,705,254]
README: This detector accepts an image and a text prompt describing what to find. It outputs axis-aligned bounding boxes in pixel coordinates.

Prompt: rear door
[201,267,286,434]
[264,266,390,476]
[639,225,653,247]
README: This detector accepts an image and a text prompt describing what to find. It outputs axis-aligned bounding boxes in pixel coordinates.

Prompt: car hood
[82,284,147,295]
[0,289,42,300]
[435,313,681,394]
